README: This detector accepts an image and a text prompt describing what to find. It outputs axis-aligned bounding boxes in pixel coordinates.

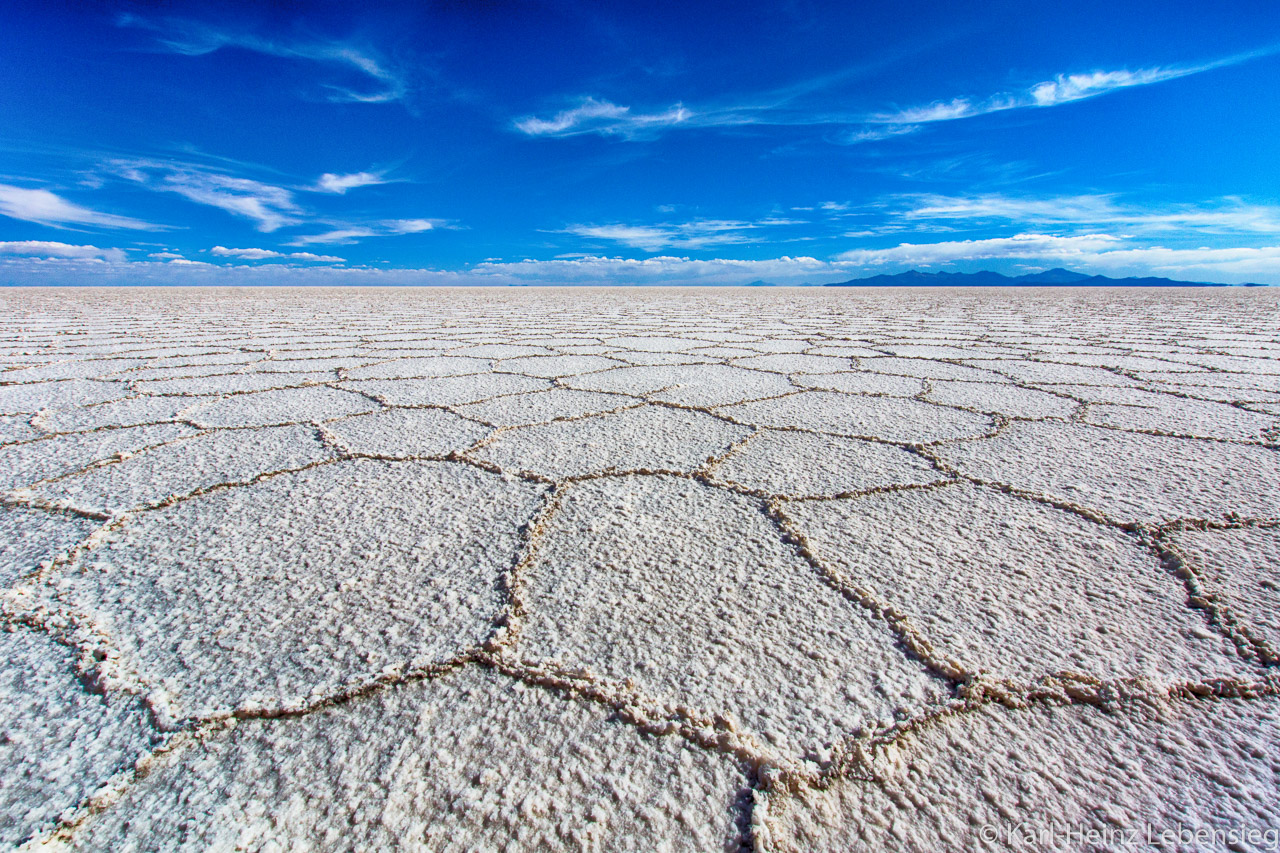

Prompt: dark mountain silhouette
[824,268,1262,287]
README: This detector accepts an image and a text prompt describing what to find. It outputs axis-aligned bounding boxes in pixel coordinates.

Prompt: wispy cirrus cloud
[119,15,407,104]
[0,183,156,230]
[869,51,1269,128]
[210,246,344,262]
[108,159,301,231]
[312,171,390,194]
[515,97,692,139]
[286,218,447,245]
[0,240,127,262]
[561,215,810,251]
[834,233,1124,265]
[517,48,1273,143]
[897,193,1280,235]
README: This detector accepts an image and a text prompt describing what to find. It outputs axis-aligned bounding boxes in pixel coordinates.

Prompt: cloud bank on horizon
[2,2,1279,285]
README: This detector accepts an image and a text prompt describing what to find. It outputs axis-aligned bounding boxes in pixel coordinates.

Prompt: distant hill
[824,268,1264,287]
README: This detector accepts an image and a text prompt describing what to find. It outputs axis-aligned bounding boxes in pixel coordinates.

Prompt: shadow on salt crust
[756,697,1280,852]
[63,459,546,719]
[472,405,751,479]
[0,629,158,847]
[932,421,1280,524]
[785,482,1253,683]
[517,475,947,761]
[73,667,747,852]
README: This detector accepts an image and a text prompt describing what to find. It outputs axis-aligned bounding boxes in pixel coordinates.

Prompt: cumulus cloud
[0,183,155,230]
[0,240,127,262]
[515,97,691,138]
[211,245,344,262]
[109,160,301,232]
[313,171,389,194]
[120,15,406,104]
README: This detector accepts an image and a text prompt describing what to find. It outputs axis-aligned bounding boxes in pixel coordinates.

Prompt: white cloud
[562,220,767,252]
[561,214,816,252]
[110,160,301,232]
[286,218,447,245]
[210,245,343,262]
[515,97,691,138]
[0,183,155,230]
[0,240,127,262]
[834,233,1124,265]
[898,193,1280,235]
[387,218,436,233]
[313,171,389,194]
[870,53,1264,128]
[120,16,406,104]
[2,242,1277,286]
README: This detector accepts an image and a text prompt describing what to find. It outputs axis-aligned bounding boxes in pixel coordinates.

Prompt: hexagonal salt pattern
[719,392,994,443]
[0,629,159,847]
[71,667,747,852]
[471,404,752,479]
[932,421,1280,525]
[708,429,946,498]
[3,286,1279,851]
[757,697,1280,852]
[0,505,98,586]
[30,425,335,516]
[516,475,948,761]
[784,481,1251,683]
[61,459,546,719]
[1168,525,1280,654]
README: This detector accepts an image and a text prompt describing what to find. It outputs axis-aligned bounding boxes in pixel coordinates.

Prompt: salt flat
[1,286,1278,851]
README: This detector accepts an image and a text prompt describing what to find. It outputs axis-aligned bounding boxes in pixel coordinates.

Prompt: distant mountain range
[824,268,1268,287]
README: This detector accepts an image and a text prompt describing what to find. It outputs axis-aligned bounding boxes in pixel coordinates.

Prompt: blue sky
[3,0,1280,285]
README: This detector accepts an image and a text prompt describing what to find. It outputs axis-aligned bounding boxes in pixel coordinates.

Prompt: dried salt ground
[1,287,1279,850]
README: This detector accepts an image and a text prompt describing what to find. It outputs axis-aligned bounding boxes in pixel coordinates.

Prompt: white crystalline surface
[517,475,948,760]
[62,459,547,719]
[1169,525,1280,655]
[72,667,747,852]
[785,482,1250,683]
[708,429,946,498]
[472,404,751,478]
[0,629,157,847]
[1,287,1278,850]
[758,697,1280,852]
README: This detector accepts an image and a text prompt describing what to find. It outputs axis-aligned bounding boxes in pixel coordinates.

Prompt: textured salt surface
[757,697,1280,852]
[1,287,1277,850]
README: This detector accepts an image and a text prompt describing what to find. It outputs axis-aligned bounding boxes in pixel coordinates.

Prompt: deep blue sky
[3,1,1279,284]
